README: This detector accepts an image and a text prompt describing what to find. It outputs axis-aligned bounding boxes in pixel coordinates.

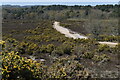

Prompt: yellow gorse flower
[4,66,8,69]
[0,40,5,44]
[2,50,43,79]
[13,66,17,68]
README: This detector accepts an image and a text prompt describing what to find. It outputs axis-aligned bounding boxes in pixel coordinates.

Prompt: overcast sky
[1,0,119,6]
[1,0,120,2]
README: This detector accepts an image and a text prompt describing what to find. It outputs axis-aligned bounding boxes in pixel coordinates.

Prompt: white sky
[0,0,119,2]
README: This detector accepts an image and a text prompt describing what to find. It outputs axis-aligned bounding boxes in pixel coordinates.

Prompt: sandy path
[53,21,118,47]
[98,42,118,47]
[53,21,88,39]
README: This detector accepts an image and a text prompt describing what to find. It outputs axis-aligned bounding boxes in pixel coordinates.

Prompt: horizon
[2,2,119,6]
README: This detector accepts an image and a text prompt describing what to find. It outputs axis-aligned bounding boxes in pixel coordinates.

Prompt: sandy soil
[98,42,118,47]
[53,21,118,47]
[53,21,88,39]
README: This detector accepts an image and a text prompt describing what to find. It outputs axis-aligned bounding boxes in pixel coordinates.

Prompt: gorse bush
[1,40,45,79]
[1,40,91,79]
[2,18,119,78]
[40,44,55,53]
[92,54,110,62]
[46,57,90,79]
[97,44,110,52]
[0,40,5,49]
[97,35,119,42]
[2,51,45,80]
[17,41,39,55]
[51,43,74,56]
[82,52,94,59]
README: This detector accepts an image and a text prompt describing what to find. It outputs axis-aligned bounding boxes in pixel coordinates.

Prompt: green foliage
[1,40,91,79]
[46,44,55,53]
[2,38,19,52]
[3,4,119,20]
[52,48,64,56]
[97,35,119,42]
[82,52,94,59]
[40,44,55,53]
[2,16,119,78]
[92,54,110,62]
[61,19,118,40]
[46,57,90,79]
[97,44,110,52]
[0,40,5,49]
[52,42,74,56]
[2,51,45,80]
[17,41,39,55]
[24,24,68,43]
[73,40,97,57]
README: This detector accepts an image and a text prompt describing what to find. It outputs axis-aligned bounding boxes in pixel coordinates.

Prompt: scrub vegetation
[1,4,120,79]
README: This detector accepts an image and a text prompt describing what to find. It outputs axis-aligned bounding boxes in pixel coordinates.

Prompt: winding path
[53,21,118,47]
[53,21,88,39]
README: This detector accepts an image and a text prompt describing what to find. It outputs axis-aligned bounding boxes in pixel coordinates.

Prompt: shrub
[52,48,64,56]
[82,52,94,59]
[17,41,39,55]
[46,44,55,53]
[0,40,5,49]
[97,44,110,52]
[2,51,45,80]
[92,54,110,62]
[46,57,90,79]
[40,44,55,53]
[4,38,18,52]
[51,42,73,56]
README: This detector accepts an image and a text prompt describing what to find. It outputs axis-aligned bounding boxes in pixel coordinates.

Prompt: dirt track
[53,21,88,39]
[53,21,118,47]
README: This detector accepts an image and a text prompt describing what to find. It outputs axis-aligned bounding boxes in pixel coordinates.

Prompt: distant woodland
[2,5,119,20]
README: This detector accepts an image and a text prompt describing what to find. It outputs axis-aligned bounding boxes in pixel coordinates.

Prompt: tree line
[2,4,119,20]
